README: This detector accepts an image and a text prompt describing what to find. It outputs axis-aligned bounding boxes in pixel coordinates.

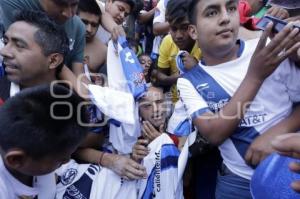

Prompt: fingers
[132,139,150,161]
[264,22,294,55]
[270,25,300,60]
[255,22,273,52]
[291,181,300,193]
[142,121,161,141]
[124,160,147,180]
[244,148,261,167]
[272,133,300,159]
[289,162,300,173]
[244,148,253,165]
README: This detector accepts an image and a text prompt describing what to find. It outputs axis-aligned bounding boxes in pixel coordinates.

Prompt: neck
[202,43,240,66]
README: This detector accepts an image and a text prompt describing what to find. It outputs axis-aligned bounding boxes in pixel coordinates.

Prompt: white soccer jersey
[178,38,300,180]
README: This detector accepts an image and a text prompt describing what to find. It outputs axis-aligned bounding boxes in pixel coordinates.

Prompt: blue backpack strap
[182,66,259,160]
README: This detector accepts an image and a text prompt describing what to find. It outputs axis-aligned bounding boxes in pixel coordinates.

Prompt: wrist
[98,152,106,167]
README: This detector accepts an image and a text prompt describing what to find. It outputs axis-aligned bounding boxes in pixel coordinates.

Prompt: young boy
[156,0,201,103]
[178,0,300,198]
[0,84,87,198]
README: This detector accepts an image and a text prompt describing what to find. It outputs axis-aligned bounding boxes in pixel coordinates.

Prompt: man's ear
[48,53,64,70]
[188,24,198,41]
[4,149,27,169]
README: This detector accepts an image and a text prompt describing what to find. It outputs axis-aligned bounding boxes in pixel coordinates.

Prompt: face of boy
[139,87,166,129]
[189,0,239,54]
[169,19,194,50]
[106,0,131,25]
[78,11,100,42]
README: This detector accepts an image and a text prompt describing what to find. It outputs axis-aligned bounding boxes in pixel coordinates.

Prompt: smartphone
[256,15,287,33]
[257,15,300,33]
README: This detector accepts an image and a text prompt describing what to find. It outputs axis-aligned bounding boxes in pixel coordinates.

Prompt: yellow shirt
[158,34,201,102]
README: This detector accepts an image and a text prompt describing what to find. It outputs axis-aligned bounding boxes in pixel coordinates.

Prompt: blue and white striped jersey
[178,38,300,180]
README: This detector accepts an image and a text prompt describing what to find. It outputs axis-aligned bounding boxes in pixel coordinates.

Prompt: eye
[15,41,25,49]
[228,5,237,12]
[206,10,218,17]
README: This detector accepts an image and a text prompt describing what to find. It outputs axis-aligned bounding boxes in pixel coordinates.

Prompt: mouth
[216,28,233,36]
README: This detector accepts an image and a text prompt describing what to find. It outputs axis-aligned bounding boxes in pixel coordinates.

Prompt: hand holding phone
[256,15,300,33]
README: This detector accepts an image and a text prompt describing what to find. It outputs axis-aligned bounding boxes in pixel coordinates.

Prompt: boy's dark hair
[13,10,69,75]
[166,0,192,25]
[78,0,102,16]
[0,84,88,160]
[113,0,136,12]
[188,0,201,25]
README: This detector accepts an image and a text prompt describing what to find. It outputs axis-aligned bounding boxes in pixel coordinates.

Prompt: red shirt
[239,0,260,30]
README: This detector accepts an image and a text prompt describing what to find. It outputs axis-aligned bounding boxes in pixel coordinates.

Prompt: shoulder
[65,16,85,34]
[160,35,176,51]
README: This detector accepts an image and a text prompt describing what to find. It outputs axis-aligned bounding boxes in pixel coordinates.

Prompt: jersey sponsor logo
[196,83,209,92]
[240,113,267,127]
[61,168,78,186]
[154,151,161,194]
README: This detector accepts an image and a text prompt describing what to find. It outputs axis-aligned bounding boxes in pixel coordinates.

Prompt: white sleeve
[153,0,165,24]
[177,78,210,119]
[282,59,300,102]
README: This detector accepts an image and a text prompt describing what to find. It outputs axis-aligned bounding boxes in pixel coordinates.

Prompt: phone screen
[256,15,287,33]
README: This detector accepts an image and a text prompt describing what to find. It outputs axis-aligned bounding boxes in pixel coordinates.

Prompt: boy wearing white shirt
[178,0,300,198]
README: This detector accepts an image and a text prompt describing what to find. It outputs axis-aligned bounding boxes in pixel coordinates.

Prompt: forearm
[153,22,169,36]
[195,76,263,145]
[138,9,155,24]
[156,71,179,86]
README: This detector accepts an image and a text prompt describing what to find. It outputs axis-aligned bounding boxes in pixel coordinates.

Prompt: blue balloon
[251,153,300,199]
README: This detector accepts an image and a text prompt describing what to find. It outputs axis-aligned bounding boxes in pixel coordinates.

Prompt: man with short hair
[0,10,69,102]
[0,0,86,77]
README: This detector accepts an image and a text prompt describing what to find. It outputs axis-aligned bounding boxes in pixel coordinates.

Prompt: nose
[0,44,13,59]
[219,8,230,26]
[152,102,159,115]
[174,30,184,40]
[86,24,92,33]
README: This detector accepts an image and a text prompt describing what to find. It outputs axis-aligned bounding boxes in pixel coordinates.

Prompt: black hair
[78,0,102,16]
[0,84,88,160]
[189,0,201,25]
[13,10,69,75]
[165,0,192,25]
[112,0,136,12]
